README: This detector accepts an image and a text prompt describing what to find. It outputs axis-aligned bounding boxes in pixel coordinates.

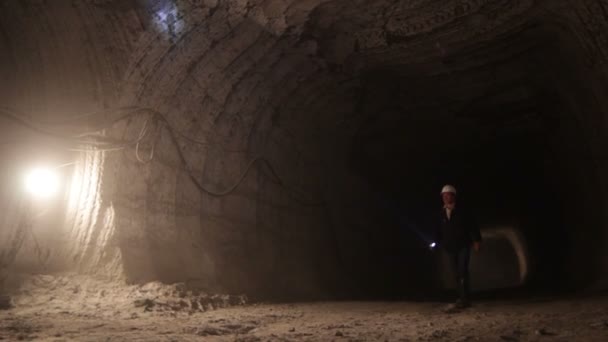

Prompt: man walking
[434,185,481,309]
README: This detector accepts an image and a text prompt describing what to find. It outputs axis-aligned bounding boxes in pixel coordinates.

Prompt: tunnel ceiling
[0,0,590,132]
[1,0,608,299]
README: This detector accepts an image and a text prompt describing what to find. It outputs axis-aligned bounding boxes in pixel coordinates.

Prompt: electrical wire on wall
[0,106,324,206]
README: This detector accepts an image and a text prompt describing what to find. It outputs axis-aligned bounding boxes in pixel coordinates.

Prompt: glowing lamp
[24,168,60,198]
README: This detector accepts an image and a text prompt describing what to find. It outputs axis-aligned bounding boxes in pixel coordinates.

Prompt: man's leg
[447,252,460,302]
[456,247,471,306]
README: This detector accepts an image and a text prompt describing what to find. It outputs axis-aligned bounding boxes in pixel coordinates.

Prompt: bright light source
[429,242,437,249]
[25,168,60,198]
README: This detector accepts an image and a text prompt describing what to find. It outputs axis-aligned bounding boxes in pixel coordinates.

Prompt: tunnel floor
[1,276,608,341]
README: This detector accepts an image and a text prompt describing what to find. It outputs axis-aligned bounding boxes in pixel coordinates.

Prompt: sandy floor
[1,276,607,341]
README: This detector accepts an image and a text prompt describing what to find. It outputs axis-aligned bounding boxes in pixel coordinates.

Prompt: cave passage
[0,0,607,314]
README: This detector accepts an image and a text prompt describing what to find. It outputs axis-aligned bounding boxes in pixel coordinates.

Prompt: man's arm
[469,210,482,251]
[432,210,443,247]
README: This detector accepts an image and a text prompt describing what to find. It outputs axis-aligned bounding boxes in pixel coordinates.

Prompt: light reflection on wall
[436,226,530,291]
[65,151,120,277]
[484,227,530,283]
[151,1,184,38]
[66,152,101,226]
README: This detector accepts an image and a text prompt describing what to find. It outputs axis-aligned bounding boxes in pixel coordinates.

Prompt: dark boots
[455,277,471,308]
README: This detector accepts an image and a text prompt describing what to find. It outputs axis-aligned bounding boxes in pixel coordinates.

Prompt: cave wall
[0,0,346,298]
[0,0,607,298]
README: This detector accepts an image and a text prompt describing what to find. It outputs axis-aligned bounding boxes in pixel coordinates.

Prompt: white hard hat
[441,184,457,195]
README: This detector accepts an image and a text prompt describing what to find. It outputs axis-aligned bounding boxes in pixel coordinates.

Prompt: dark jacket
[435,205,481,253]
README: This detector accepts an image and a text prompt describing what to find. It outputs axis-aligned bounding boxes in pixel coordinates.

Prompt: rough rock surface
[7,274,246,319]
[1,292,608,341]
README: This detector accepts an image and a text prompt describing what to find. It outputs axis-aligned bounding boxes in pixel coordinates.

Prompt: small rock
[288,327,295,332]
[197,326,227,336]
[535,328,555,336]
[512,329,525,336]
[335,331,344,337]
[499,336,518,341]
[0,296,13,310]
[430,330,449,338]
[589,321,608,328]
[134,298,155,310]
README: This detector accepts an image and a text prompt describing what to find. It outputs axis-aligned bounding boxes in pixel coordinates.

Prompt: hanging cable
[0,105,325,204]
[134,117,158,164]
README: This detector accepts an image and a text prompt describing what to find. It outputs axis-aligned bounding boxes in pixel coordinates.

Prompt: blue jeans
[448,247,471,302]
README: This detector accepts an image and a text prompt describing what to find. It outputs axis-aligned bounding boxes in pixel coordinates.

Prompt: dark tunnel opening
[323,25,605,300]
